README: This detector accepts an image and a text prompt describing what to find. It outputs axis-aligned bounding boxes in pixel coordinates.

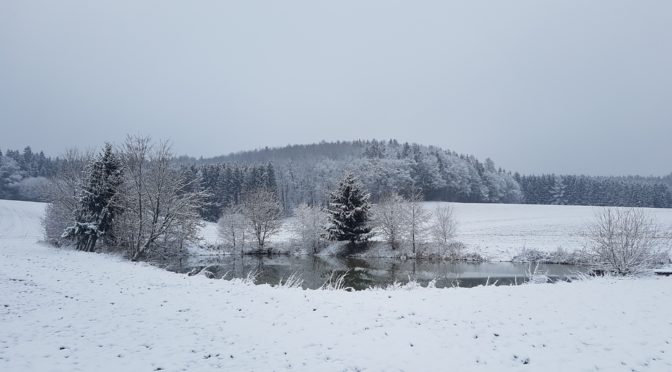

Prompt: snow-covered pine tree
[63,143,123,252]
[325,172,373,244]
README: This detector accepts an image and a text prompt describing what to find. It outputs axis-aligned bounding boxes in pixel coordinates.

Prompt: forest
[3,140,672,217]
[184,139,672,214]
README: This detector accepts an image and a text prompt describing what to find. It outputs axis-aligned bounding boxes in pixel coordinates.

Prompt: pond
[150,254,588,290]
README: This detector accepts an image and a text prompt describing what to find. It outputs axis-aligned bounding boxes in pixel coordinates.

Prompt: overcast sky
[1,1,671,176]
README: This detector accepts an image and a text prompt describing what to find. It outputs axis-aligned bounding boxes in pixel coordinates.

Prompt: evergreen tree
[264,163,278,192]
[325,172,372,243]
[550,176,567,205]
[63,143,123,252]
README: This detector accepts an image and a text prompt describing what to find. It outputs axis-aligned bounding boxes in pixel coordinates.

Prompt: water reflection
[150,254,587,290]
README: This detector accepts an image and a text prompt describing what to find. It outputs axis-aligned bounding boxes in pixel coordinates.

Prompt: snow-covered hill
[1,199,672,371]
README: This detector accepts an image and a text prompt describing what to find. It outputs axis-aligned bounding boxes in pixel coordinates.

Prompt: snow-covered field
[200,202,672,261]
[445,202,672,261]
[1,199,672,371]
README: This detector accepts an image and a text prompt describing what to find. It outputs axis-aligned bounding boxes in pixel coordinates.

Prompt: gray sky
[1,1,671,176]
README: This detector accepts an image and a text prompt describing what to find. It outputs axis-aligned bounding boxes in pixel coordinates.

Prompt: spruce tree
[550,176,567,205]
[64,143,123,252]
[325,172,372,243]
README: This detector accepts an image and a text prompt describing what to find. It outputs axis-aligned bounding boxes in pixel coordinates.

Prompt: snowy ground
[199,202,672,261]
[1,199,672,371]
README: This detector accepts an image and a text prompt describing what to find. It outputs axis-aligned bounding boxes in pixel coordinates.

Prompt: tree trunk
[86,235,98,252]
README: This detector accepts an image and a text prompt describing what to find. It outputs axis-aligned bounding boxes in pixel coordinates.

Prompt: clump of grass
[277,272,304,289]
[320,271,352,291]
[233,269,260,285]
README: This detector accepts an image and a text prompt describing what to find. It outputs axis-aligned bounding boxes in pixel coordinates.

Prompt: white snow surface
[2,199,672,371]
[430,202,672,260]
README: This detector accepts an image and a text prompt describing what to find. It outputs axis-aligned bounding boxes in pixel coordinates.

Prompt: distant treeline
[0,146,58,200]
[185,140,672,211]
[4,140,672,211]
[182,163,278,221]
[184,140,525,212]
[516,174,672,208]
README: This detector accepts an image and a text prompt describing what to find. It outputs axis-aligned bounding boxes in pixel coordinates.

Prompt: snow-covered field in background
[0,199,46,241]
[439,202,672,261]
[199,202,672,261]
[1,199,672,371]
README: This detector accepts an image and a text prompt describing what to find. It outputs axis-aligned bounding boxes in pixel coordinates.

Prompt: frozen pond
[150,255,588,290]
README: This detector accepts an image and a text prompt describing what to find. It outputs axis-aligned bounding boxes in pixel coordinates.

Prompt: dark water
[150,254,588,290]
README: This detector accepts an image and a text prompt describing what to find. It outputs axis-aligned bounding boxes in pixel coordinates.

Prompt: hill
[179,139,672,213]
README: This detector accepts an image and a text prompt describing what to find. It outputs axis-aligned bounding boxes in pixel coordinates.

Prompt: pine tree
[550,176,567,205]
[325,172,372,243]
[264,163,278,192]
[63,143,123,252]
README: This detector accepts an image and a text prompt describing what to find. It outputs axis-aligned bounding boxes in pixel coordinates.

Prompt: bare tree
[241,189,283,252]
[291,203,327,253]
[587,208,670,275]
[42,149,92,244]
[404,191,430,254]
[116,136,205,260]
[218,204,249,254]
[431,204,458,256]
[372,192,407,250]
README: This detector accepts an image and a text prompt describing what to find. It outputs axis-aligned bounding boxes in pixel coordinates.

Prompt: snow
[2,199,672,371]
[0,199,46,240]
[198,202,672,261]
[439,203,672,261]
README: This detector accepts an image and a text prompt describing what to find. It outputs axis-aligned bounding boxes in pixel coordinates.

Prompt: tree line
[182,163,277,222]
[187,139,525,210]
[0,146,57,200]
[6,139,672,210]
[516,174,672,208]
[187,139,672,209]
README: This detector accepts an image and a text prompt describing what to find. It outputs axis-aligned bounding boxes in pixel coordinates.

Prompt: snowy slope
[1,199,672,371]
[0,200,46,240]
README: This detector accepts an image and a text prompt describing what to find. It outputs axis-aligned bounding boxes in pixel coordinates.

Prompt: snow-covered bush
[42,149,92,245]
[525,263,550,284]
[430,204,458,254]
[512,247,592,265]
[416,241,484,261]
[11,176,50,201]
[291,203,327,253]
[404,191,430,254]
[240,189,283,251]
[218,205,249,253]
[372,192,407,250]
[115,136,205,260]
[587,208,671,275]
